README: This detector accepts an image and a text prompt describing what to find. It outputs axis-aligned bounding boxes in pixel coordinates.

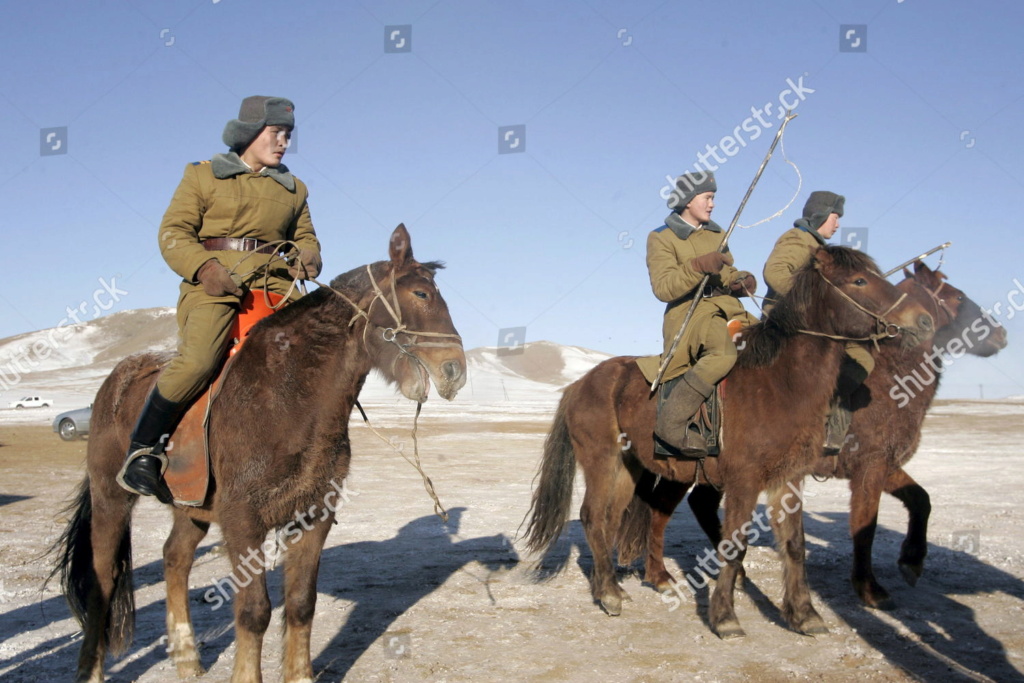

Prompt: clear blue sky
[2,0,1022,398]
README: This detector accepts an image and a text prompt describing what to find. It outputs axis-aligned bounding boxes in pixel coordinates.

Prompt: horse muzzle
[896,311,935,350]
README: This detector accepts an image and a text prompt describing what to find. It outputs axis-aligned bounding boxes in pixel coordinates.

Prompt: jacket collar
[211,152,296,191]
[663,212,723,240]
[793,219,827,245]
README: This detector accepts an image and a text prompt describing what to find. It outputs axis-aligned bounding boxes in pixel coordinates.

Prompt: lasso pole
[650,111,798,394]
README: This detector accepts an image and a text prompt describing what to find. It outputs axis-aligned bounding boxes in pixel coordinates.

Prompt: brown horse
[639,261,1008,611]
[50,225,466,682]
[524,246,935,638]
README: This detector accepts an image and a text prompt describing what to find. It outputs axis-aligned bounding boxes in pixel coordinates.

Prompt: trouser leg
[824,346,873,455]
[116,301,236,502]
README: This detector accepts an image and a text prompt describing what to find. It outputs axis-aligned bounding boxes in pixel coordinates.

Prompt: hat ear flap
[222,120,264,152]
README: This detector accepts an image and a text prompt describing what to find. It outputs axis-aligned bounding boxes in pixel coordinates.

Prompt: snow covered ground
[1,313,1022,681]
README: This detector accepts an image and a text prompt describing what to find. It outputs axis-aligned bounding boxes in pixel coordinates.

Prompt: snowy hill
[0,309,611,425]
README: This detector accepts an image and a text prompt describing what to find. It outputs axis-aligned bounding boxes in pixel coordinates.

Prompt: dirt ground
[1,400,1022,682]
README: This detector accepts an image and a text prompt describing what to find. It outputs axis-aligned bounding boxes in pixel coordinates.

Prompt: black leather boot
[823,396,853,456]
[115,387,188,504]
[823,358,868,455]
[655,371,714,458]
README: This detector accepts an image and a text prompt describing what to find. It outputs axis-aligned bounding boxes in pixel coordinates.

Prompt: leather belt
[201,237,278,255]
[667,284,731,312]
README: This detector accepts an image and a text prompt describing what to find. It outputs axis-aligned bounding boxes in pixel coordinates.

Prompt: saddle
[163,291,285,506]
[636,318,745,460]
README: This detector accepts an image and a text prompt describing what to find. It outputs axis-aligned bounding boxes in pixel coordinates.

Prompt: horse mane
[737,246,881,369]
[328,259,445,295]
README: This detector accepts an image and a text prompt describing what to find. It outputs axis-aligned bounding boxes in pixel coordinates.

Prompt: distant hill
[0,308,611,422]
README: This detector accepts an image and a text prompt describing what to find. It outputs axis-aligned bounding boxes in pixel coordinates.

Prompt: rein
[916,277,955,329]
[236,251,458,521]
[797,271,909,349]
[306,265,461,522]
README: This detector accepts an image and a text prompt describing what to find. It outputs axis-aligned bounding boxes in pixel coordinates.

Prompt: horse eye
[853,278,868,286]
[414,290,428,299]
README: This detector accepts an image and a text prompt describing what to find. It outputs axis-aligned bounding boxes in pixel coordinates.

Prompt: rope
[737,131,803,230]
[216,252,456,520]
[354,400,449,522]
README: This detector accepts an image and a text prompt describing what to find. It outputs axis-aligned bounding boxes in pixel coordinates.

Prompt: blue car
[53,405,92,441]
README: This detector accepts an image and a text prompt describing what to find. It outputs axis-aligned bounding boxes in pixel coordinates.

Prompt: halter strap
[800,270,911,348]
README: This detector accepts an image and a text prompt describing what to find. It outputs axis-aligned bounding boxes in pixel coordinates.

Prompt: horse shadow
[0,543,239,680]
[658,504,1024,681]
[803,510,1024,683]
[311,506,519,678]
[2,507,517,680]
[0,494,32,507]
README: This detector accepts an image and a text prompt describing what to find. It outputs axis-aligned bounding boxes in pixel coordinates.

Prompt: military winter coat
[646,218,750,381]
[158,153,321,319]
[762,226,825,313]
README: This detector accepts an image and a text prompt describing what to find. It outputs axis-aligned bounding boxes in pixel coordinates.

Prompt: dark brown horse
[524,246,935,638]
[50,225,466,682]
[639,261,1008,611]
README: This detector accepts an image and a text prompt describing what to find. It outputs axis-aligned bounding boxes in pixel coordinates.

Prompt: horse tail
[48,476,136,656]
[522,384,578,556]
[616,493,653,566]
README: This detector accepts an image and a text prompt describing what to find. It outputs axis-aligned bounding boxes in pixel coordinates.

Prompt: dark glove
[288,249,322,280]
[197,259,243,297]
[730,271,757,297]
[689,250,734,275]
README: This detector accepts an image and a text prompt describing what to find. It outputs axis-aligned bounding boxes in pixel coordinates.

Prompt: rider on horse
[763,190,874,454]
[117,96,323,503]
[647,171,757,457]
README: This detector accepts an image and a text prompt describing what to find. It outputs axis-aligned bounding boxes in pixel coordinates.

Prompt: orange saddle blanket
[163,291,285,506]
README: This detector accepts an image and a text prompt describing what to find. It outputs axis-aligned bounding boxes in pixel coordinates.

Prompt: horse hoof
[899,562,922,587]
[799,617,829,636]
[174,658,206,679]
[600,594,622,616]
[872,596,897,611]
[714,620,746,640]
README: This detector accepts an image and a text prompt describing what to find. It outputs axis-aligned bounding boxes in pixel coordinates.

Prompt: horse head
[784,246,934,349]
[902,261,1007,358]
[332,224,466,402]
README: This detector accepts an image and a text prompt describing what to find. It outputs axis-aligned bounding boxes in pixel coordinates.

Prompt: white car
[8,396,54,409]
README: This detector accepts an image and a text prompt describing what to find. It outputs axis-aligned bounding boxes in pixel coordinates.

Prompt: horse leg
[74,476,137,683]
[688,483,724,548]
[708,485,759,639]
[772,479,828,635]
[281,517,332,683]
[580,457,637,616]
[163,511,210,678]
[848,461,895,609]
[885,467,931,587]
[221,522,272,683]
[642,478,689,592]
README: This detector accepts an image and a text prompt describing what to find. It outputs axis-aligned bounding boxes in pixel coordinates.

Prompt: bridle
[911,275,956,330]
[797,270,911,349]
[230,241,463,364]
[312,264,464,366]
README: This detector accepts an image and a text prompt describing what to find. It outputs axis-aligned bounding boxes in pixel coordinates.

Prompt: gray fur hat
[799,190,845,231]
[667,171,717,212]
[222,96,295,152]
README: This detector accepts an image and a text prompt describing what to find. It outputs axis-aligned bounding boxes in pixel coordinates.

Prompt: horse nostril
[442,360,462,382]
[918,313,934,331]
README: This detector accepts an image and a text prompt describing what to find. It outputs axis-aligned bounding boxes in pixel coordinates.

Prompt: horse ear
[913,260,938,284]
[389,223,413,266]
[903,267,913,279]
[811,247,833,271]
